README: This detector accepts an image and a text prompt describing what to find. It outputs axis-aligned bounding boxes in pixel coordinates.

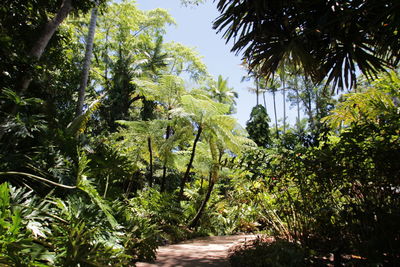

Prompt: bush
[229,236,306,267]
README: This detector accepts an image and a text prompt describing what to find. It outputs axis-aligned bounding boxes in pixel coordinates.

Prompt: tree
[287,75,335,135]
[91,1,174,131]
[206,75,238,114]
[1,0,103,95]
[76,4,98,117]
[241,61,262,106]
[133,74,189,191]
[246,105,271,147]
[0,0,102,140]
[176,94,232,200]
[187,111,254,228]
[213,0,400,90]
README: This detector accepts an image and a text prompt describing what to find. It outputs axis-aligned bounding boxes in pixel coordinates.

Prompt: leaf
[66,94,104,136]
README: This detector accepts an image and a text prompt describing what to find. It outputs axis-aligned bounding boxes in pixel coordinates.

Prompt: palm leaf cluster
[214,0,400,90]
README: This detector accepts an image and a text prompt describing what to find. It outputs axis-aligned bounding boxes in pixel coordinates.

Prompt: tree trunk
[22,0,73,93]
[0,0,74,141]
[307,92,315,131]
[282,80,286,134]
[256,77,259,106]
[188,172,215,228]
[161,124,171,192]
[294,75,301,131]
[104,28,110,91]
[296,89,301,128]
[273,90,279,138]
[147,137,153,187]
[76,6,98,116]
[263,91,267,113]
[178,125,202,201]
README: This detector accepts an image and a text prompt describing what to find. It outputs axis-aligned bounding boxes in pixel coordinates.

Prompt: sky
[135,0,296,127]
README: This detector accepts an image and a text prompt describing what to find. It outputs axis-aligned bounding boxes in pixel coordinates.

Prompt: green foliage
[205,75,238,114]
[323,71,400,128]
[128,189,186,243]
[0,182,53,266]
[3,0,399,265]
[214,0,399,90]
[229,237,306,267]
[246,105,271,147]
[51,195,129,267]
[66,95,103,137]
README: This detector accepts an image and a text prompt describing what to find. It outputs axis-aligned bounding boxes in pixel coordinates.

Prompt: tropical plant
[246,105,271,147]
[213,0,400,90]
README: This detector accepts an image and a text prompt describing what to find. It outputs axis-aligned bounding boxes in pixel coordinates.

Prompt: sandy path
[136,235,256,267]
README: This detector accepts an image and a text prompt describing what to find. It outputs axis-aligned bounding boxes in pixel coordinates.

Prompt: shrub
[229,236,306,267]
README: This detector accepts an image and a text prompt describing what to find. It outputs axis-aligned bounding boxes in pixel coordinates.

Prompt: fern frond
[67,94,104,136]
[322,88,396,128]
[76,151,118,228]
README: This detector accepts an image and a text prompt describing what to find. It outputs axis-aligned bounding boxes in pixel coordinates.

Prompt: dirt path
[136,235,256,267]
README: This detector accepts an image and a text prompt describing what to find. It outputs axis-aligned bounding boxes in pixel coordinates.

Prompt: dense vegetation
[0,0,399,266]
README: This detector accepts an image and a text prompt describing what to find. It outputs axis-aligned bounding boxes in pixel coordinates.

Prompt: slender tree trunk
[188,172,215,228]
[294,75,301,131]
[303,77,316,131]
[103,175,109,198]
[272,90,279,138]
[188,139,220,228]
[147,137,153,187]
[104,28,110,91]
[307,93,315,131]
[296,89,301,128]
[256,77,259,106]
[179,125,202,201]
[76,6,98,116]
[161,124,171,192]
[282,80,286,134]
[263,91,267,113]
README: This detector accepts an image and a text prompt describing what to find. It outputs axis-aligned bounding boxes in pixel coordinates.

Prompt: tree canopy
[213,0,400,90]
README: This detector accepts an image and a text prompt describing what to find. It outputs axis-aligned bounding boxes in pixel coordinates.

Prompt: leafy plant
[0,182,53,266]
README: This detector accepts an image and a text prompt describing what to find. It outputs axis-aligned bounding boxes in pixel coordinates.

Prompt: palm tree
[207,75,238,113]
[213,0,399,91]
[279,67,287,134]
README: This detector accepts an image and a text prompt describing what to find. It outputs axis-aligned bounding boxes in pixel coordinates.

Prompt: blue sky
[135,0,295,127]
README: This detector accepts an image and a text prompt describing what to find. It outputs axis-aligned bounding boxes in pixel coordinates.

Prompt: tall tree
[90,1,174,131]
[76,4,98,116]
